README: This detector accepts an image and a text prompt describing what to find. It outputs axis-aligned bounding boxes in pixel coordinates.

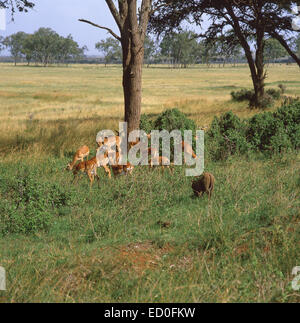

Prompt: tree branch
[105,0,122,31]
[78,19,121,41]
[139,0,152,40]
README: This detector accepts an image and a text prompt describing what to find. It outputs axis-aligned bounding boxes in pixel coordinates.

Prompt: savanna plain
[0,63,299,302]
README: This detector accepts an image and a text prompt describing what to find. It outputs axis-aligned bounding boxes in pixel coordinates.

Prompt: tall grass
[0,153,299,302]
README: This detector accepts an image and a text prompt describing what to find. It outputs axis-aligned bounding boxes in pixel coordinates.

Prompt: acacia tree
[150,0,300,108]
[95,37,122,66]
[0,36,4,53]
[144,35,156,66]
[80,0,153,133]
[3,31,28,65]
[264,38,286,64]
[160,31,199,68]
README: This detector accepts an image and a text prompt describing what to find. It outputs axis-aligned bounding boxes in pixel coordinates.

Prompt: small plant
[231,89,254,102]
[0,168,73,235]
[231,85,285,109]
[278,84,286,94]
[140,114,155,134]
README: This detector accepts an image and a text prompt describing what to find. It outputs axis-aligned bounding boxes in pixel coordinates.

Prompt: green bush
[266,88,281,100]
[231,89,254,102]
[154,108,196,134]
[207,112,251,160]
[140,114,154,134]
[275,102,300,149]
[0,168,73,235]
[207,102,300,160]
[231,85,284,109]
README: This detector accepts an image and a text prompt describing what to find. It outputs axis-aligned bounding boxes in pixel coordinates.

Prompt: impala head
[66,163,73,171]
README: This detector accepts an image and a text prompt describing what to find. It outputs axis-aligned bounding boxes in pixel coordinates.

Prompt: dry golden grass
[0,63,299,159]
[1,63,299,122]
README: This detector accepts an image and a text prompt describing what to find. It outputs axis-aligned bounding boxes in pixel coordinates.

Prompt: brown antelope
[97,135,122,154]
[72,157,99,187]
[129,133,151,149]
[182,141,197,164]
[111,151,134,177]
[66,145,90,170]
[72,155,112,186]
[96,148,133,178]
[149,156,174,173]
[192,172,215,199]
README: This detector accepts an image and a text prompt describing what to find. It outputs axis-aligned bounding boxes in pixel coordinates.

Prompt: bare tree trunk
[121,34,144,133]
[253,24,266,108]
[79,0,152,133]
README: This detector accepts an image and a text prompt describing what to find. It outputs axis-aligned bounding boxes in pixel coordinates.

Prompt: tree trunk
[80,0,151,132]
[252,25,266,108]
[225,2,266,109]
[122,36,144,134]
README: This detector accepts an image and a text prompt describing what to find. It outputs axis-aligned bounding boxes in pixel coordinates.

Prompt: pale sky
[0,0,207,56]
[0,0,119,55]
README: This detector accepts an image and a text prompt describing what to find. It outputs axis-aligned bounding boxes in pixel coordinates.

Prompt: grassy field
[0,63,299,303]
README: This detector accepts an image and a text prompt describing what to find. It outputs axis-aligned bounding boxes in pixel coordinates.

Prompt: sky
[0,0,120,55]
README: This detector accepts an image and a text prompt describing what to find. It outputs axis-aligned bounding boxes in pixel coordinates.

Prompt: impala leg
[103,165,111,179]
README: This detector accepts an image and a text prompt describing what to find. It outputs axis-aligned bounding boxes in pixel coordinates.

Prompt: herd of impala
[66,131,215,198]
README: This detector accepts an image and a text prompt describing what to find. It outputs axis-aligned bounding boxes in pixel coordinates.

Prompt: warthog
[192,172,215,199]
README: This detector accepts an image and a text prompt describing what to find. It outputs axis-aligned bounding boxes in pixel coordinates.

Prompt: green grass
[0,63,299,303]
[0,153,299,302]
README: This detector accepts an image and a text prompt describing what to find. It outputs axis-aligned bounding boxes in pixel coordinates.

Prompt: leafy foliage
[95,37,122,65]
[154,108,196,134]
[0,167,72,235]
[3,28,86,66]
[207,112,250,160]
[231,85,285,109]
[208,101,300,160]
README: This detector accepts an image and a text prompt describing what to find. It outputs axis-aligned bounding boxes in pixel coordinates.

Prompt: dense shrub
[140,108,197,159]
[0,168,73,235]
[247,112,287,152]
[231,89,254,102]
[207,112,251,160]
[154,108,196,134]
[231,85,285,109]
[139,103,299,162]
[208,102,300,160]
[140,114,154,134]
[266,88,281,100]
[275,102,300,149]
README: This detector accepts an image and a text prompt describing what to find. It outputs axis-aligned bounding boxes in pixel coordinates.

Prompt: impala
[66,145,90,170]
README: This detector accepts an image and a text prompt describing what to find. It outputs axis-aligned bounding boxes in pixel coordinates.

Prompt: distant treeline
[0,29,298,67]
[0,28,87,66]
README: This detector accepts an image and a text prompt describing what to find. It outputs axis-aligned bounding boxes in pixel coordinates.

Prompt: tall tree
[80,0,153,133]
[160,31,199,68]
[264,38,286,64]
[144,35,156,66]
[3,31,27,65]
[0,36,4,54]
[95,37,122,66]
[150,0,300,108]
[21,33,35,65]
